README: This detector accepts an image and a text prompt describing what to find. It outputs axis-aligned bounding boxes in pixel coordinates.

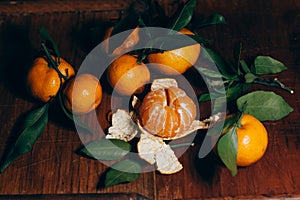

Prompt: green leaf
[0,104,49,173]
[199,82,249,103]
[199,89,224,102]
[237,91,293,121]
[148,34,199,51]
[138,17,151,39]
[244,73,258,83]
[105,159,141,187]
[199,93,211,102]
[254,56,287,75]
[188,35,209,44]
[80,139,131,160]
[39,27,60,59]
[213,96,227,113]
[217,126,238,176]
[226,82,250,102]
[203,48,234,79]
[194,64,224,79]
[196,14,226,29]
[240,59,251,73]
[168,0,197,31]
[221,114,239,134]
[111,12,139,37]
[234,43,242,74]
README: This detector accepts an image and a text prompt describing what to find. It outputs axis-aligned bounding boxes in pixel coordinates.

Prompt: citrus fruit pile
[1,0,294,190]
[26,55,103,115]
[102,22,274,175]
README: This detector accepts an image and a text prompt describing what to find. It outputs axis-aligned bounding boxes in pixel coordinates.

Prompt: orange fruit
[236,114,268,166]
[139,86,197,138]
[27,56,75,102]
[103,26,140,57]
[63,73,102,114]
[147,28,201,75]
[106,54,150,96]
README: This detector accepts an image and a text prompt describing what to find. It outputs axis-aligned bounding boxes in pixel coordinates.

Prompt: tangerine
[106,54,150,96]
[147,28,201,75]
[63,73,102,114]
[26,56,75,102]
[236,114,268,166]
[139,86,197,138]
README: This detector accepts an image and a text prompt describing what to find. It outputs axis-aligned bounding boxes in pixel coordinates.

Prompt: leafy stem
[170,143,194,148]
[253,77,294,94]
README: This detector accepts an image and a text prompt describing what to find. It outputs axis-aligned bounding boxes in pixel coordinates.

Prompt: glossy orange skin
[147,28,201,75]
[63,74,102,114]
[27,56,75,102]
[107,54,150,96]
[236,114,268,166]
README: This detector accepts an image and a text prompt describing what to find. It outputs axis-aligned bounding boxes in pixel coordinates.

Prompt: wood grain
[0,0,299,199]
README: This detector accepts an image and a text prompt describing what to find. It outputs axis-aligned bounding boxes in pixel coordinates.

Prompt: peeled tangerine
[139,82,197,139]
[106,78,224,174]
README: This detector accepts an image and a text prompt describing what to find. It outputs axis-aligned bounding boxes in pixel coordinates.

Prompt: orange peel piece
[137,131,183,174]
[106,109,138,142]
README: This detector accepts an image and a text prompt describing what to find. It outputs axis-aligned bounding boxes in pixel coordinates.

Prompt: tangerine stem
[253,77,294,94]
[41,43,68,81]
[170,143,194,148]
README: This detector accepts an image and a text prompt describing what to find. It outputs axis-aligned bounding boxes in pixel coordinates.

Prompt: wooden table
[0,0,299,199]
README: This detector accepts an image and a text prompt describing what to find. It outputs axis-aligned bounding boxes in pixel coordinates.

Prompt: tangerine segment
[166,87,197,133]
[139,87,196,138]
[236,114,268,166]
[139,89,167,135]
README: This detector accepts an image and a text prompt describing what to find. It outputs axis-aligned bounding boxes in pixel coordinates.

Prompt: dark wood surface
[0,0,299,199]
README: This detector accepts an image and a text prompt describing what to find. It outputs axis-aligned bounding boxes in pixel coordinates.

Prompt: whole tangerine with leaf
[26,56,75,102]
[236,114,268,167]
[63,73,103,114]
[106,54,150,96]
[147,28,201,75]
[217,113,269,176]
